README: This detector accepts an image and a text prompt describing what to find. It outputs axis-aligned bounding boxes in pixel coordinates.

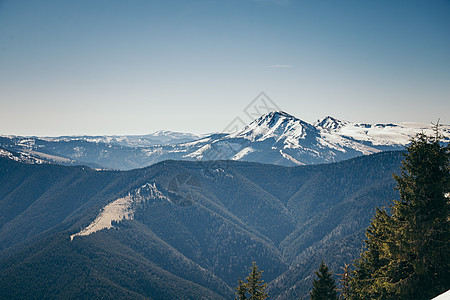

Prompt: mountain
[0,151,404,298]
[177,111,400,165]
[50,130,206,147]
[0,147,51,165]
[314,116,445,148]
[124,112,449,168]
[1,112,447,169]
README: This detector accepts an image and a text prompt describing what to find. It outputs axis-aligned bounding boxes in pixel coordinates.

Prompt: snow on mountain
[1,112,448,169]
[315,116,348,130]
[175,111,449,166]
[0,147,50,165]
[232,147,255,160]
[160,111,344,165]
[184,144,212,159]
[229,111,315,143]
[141,130,208,145]
[316,117,450,146]
[41,131,205,147]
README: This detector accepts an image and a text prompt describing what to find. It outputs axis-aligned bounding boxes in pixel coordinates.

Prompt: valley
[0,150,404,298]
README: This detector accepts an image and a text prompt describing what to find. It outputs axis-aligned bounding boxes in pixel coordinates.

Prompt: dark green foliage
[0,232,227,299]
[350,132,450,299]
[349,208,393,299]
[0,159,122,252]
[310,261,338,300]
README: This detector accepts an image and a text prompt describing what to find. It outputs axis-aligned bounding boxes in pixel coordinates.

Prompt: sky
[0,0,449,136]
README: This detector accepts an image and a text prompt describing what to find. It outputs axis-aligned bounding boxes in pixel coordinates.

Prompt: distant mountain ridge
[1,111,448,169]
[26,130,205,147]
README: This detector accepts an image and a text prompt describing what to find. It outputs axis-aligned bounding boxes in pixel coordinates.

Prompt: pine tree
[235,262,268,300]
[235,278,248,300]
[349,208,395,299]
[392,130,450,297]
[246,261,269,300]
[338,264,351,300]
[350,130,450,299]
[310,261,339,300]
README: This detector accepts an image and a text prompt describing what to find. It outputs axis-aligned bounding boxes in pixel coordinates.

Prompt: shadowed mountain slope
[0,151,403,298]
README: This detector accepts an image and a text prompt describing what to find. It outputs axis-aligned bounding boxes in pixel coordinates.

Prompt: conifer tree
[349,208,394,299]
[338,264,351,300]
[235,262,268,300]
[350,130,450,299]
[246,261,269,300]
[310,261,339,300]
[235,278,248,300]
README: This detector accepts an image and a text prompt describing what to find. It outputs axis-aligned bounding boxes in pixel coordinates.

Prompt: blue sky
[0,0,449,135]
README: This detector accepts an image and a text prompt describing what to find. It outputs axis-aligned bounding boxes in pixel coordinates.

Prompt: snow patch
[317,133,380,155]
[431,289,450,300]
[180,137,211,147]
[232,147,255,160]
[183,144,212,159]
[0,148,48,164]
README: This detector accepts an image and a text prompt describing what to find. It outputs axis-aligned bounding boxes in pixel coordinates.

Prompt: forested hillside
[0,151,404,298]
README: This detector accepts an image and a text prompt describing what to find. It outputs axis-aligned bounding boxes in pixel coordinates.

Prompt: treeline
[347,130,449,299]
[238,130,449,299]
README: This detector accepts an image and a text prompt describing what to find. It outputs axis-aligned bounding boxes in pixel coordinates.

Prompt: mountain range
[0,151,404,298]
[1,111,448,170]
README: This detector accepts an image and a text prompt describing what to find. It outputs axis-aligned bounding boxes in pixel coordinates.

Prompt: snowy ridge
[70,183,169,240]
[39,131,206,147]
[315,117,450,146]
[1,112,449,169]
[315,116,348,130]
[0,148,49,165]
[229,111,316,143]
[189,111,450,165]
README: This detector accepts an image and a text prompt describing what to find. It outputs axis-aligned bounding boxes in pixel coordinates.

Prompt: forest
[0,133,448,299]
[238,132,449,299]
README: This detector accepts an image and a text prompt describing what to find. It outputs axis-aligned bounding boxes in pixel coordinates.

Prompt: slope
[0,151,404,298]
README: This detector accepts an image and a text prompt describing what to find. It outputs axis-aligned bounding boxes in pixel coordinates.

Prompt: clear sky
[1,0,449,136]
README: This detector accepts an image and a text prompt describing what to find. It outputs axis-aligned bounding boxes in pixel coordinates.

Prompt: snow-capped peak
[315,116,348,130]
[229,111,317,142]
[257,110,296,123]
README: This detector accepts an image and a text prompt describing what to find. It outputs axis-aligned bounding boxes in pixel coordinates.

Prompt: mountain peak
[315,116,347,130]
[264,110,295,118]
[230,110,316,142]
[254,111,299,126]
